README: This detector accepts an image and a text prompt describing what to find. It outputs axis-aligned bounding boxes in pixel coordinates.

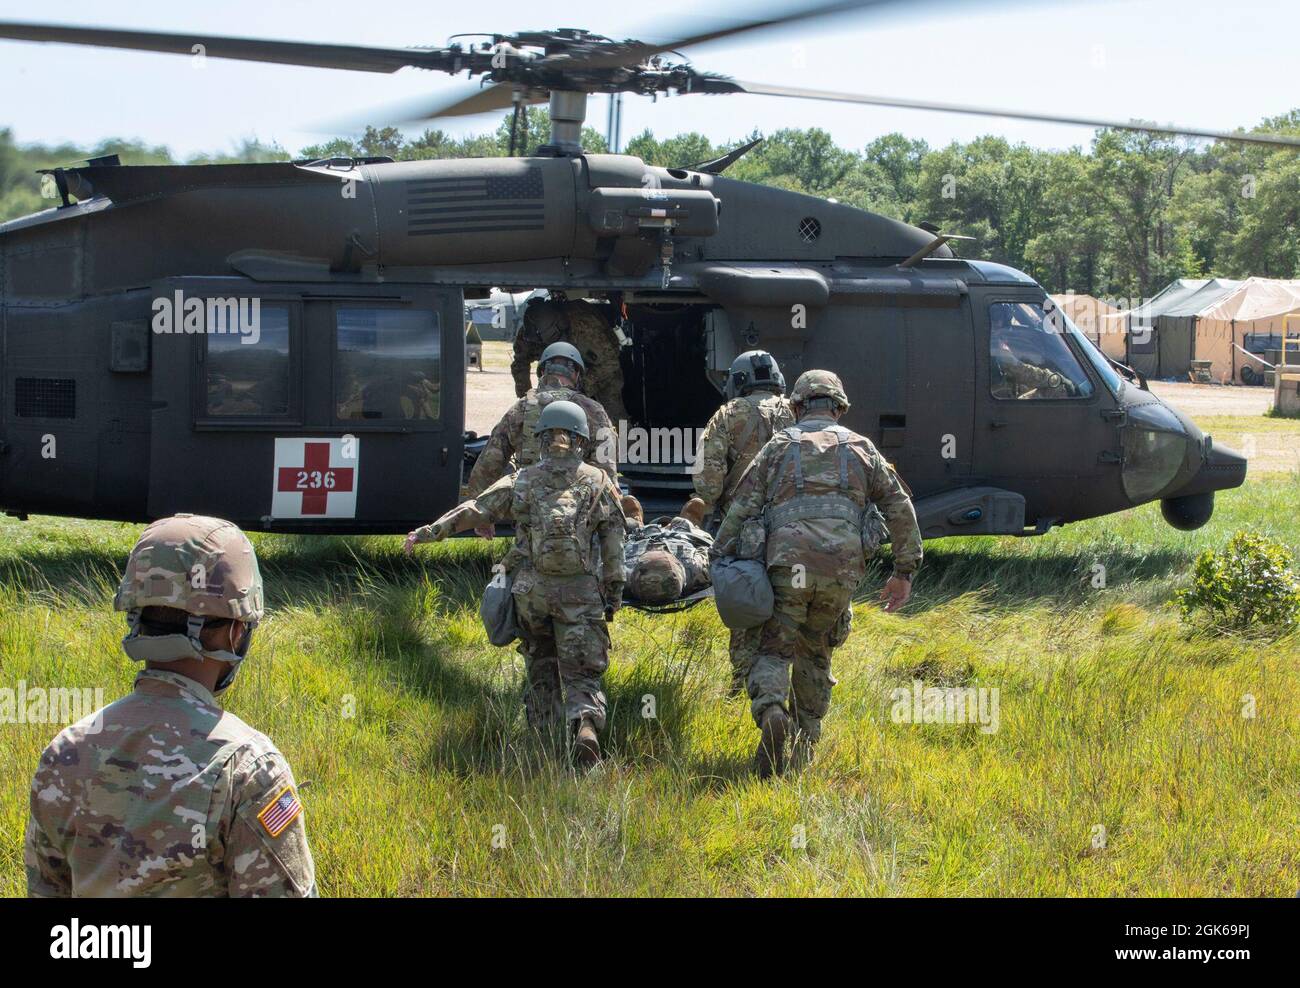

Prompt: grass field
[2,453,1298,895]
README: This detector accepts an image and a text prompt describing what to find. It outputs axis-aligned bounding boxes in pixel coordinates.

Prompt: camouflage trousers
[748,566,853,743]
[512,571,610,731]
[729,626,761,688]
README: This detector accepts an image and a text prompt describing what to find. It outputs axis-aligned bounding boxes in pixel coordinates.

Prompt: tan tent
[1049,293,1125,360]
[1195,278,1300,382]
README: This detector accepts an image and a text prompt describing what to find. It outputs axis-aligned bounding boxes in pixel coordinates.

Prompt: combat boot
[755,705,790,779]
[573,716,602,771]
[679,496,707,527]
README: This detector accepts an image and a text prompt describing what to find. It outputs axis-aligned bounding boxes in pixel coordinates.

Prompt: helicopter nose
[1157,441,1246,531]
[1164,438,1248,500]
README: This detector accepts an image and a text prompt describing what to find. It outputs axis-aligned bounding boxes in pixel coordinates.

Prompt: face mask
[544,429,576,456]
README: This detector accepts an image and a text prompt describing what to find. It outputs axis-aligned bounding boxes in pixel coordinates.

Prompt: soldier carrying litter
[714,370,923,778]
[511,296,628,423]
[406,400,626,769]
[25,513,317,897]
[691,350,795,693]
[466,340,617,538]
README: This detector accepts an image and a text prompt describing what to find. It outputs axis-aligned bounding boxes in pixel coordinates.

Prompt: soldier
[714,370,923,778]
[624,513,714,605]
[406,401,625,769]
[511,297,627,422]
[466,340,618,537]
[694,350,795,694]
[991,307,1079,399]
[25,514,316,897]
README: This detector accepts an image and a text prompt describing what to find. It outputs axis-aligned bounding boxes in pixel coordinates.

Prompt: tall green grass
[1,475,1297,896]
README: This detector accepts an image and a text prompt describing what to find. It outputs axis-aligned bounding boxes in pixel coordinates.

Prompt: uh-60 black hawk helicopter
[2,1,1292,539]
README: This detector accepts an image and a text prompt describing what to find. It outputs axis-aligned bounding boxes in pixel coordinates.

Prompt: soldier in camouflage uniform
[25,514,316,897]
[991,307,1079,399]
[407,401,625,769]
[467,341,617,539]
[715,371,923,777]
[624,515,713,605]
[694,350,796,694]
[511,297,628,422]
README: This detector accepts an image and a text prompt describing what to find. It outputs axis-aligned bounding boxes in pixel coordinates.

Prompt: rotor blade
[556,0,991,71]
[731,80,1300,148]
[0,20,454,73]
[313,83,542,133]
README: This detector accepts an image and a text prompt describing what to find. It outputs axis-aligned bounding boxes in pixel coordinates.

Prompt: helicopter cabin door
[146,278,464,533]
[972,290,1117,529]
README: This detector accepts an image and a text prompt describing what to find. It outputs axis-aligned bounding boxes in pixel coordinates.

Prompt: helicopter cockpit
[990,301,1094,400]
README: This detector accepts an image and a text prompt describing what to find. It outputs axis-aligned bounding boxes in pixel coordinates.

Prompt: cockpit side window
[989,301,1094,400]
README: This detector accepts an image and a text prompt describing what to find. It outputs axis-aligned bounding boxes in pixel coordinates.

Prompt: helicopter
[1,1,1291,538]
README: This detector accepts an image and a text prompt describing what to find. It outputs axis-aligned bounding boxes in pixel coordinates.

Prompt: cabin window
[204,304,292,417]
[988,302,1094,400]
[334,307,441,424]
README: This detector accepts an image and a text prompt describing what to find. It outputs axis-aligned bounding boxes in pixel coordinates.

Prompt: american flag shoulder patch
[257,784,303,838]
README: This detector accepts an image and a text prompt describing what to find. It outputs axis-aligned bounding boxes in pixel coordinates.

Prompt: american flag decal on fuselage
[405,168,546,236]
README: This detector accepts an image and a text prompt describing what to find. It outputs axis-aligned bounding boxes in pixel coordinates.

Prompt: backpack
[523,470,602,579]
[765,424,880,554]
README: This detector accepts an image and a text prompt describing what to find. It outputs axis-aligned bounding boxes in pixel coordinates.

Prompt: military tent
[1195,278,1300,382]
[1049,293,1125,360]
[1103,278,1242,377]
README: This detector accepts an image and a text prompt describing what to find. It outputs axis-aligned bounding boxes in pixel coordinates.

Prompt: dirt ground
[1147,380,1273,418]
[464,341,520,436]
[463,348,1297,473]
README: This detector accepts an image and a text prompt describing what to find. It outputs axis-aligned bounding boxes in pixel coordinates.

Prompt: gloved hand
[404,519,452,556]
[475,524,496,540]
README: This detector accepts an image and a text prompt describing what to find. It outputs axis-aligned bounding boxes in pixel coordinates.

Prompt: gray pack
[480,570,522,646]
[710,556,774,630]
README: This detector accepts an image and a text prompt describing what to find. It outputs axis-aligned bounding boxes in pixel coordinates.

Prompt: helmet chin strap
[121,610,252,696]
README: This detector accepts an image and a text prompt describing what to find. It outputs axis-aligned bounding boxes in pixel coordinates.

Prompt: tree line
[2,106,1296,300]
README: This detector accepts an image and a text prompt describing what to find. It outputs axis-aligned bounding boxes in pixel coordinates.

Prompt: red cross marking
[276,441,355,515]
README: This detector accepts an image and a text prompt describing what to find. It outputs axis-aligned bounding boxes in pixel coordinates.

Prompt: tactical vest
[518,468,602,578]
[765,424,888,552]
[519,387,581,467]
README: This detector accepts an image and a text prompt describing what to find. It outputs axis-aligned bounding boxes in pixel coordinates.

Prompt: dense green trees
[2,107,1296,297]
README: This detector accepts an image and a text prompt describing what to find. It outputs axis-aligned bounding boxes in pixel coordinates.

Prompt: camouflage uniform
[466,385,617,498]
[24,514,315,897]
[715,397,923,743]
[992,351,1077,399]
[413,453,625,731]
[624,516,713,604]
[26,669,315,897]
[511,299,627,422]
[694,389,795,686]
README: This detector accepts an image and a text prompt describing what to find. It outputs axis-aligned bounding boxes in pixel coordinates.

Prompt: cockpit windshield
[1045,301,1125,396]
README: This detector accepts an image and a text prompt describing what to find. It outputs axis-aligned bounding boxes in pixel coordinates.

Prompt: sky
[0,0,1296,158]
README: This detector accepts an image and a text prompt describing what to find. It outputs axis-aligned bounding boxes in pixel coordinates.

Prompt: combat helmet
[114,513,264,691]
[533,398,590,440]
[727,350,785,398]
[790,369,850,412]
[538,341,585,379]
[629,548,687,604]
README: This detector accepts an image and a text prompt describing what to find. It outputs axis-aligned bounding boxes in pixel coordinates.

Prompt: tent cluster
[1052,279,1300,384]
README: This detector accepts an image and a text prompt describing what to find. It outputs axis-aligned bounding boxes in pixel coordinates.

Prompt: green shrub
[1177,530,1300,631]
